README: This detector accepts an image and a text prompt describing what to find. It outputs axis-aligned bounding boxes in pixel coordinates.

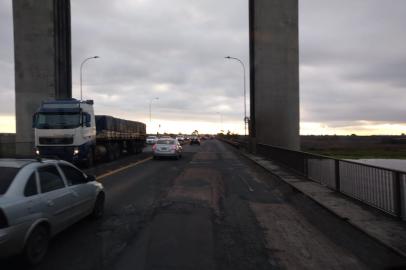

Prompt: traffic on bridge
[2,139,406,269]
[2,0,406,269]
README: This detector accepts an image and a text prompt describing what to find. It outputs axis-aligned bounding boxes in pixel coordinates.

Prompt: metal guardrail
[255,143,405,220]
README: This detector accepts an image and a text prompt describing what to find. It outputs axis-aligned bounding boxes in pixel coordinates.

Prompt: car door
[22,172,42,218]
[58,164,95,219]
[37,165,74,232]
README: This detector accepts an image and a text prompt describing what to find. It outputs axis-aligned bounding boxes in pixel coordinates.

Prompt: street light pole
[225,56,247,136]
[216,112,223,133]
[80,56,99,101]
[149,97,159,123]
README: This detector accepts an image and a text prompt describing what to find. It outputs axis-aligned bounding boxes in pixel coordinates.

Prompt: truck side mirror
[82,113,91,127]
[32,113,38,128]
[85,114,91,127]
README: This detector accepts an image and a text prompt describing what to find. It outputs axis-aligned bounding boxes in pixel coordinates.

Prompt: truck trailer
[33,99,146,167]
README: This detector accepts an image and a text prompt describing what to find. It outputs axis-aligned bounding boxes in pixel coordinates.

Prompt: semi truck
[33,99,146,167]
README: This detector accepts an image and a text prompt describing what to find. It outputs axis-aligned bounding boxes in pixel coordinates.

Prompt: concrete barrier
[0,134,16,158]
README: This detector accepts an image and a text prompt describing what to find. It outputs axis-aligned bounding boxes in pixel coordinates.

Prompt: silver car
[146,136,158,145]
[153,139,182,159]
[0,159,104,265]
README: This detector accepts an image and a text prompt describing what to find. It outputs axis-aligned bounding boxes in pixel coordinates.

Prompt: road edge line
[96,157,152,181]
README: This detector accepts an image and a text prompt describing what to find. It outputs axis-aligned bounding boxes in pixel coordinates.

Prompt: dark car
[190,137,200,145]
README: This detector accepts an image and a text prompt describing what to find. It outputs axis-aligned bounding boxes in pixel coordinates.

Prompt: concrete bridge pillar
[249,0,300,150]
[13,0,71,156]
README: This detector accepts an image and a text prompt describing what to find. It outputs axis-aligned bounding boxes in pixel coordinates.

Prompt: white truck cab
[33,99,96,165]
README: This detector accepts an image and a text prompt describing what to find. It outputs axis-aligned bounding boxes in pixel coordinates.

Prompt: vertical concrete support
[249,0,299,150]
[13,0,71,155]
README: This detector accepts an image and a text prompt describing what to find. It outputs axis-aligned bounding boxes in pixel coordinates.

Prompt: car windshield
[157,139,175,145]
[34,112,81,129]
[0,167,19,194]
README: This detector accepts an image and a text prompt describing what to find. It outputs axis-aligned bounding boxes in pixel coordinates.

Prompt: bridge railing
[256,143,406,220]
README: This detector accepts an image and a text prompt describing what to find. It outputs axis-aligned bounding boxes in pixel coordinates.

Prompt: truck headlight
[35,149,40,155]
[73,147,79,155]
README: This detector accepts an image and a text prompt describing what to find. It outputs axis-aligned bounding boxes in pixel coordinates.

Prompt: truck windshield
[35,112,81,129]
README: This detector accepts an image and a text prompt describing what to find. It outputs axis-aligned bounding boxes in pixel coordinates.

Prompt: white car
[0,159,104,265]
[175,136,185,143]
[146,136,158,145]
[153,139,182,159]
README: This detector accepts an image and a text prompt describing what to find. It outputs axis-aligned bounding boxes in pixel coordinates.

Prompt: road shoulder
[243,152,406,259]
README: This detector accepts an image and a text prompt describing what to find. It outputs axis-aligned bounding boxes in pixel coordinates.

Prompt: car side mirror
[86,174,96,182]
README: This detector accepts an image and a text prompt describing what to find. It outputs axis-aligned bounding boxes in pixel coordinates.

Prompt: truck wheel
[114,144,121,159]
[127,143,136,154]
[23,224,50,265]
[106,145,115,161]
[84,150,94,168]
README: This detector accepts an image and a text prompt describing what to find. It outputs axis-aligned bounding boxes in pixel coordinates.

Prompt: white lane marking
[237,174,254,192]
[189,161,212,164]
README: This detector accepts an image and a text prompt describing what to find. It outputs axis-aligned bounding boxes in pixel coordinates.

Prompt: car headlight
[73,147,79,155]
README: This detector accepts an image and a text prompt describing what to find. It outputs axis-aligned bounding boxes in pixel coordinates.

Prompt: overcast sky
[1,0,406,135]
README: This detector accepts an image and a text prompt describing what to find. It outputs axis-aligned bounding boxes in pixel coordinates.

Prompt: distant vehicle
[176,136,184,143]
[153,139,182,159]
[190,136,200,145]
[0,159,104,265]
[146,136,158,145]
[33,99,146,167]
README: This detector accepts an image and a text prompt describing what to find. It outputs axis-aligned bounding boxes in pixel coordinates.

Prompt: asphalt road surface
[3,140,406,269]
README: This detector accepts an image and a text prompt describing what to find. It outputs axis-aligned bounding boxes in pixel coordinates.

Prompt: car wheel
[91,193,105,219]
[24,224,50,265]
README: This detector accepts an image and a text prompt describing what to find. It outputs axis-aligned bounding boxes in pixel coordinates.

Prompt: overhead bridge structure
[11,0,299,155]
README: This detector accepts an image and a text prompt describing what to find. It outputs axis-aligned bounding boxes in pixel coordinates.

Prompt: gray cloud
[300,0,406,129]
[1,0,406,133]
[68,0,249,127]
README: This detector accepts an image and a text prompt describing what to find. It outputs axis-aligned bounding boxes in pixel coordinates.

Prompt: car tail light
[171,145,176,150]
[152,144,157,151]
[0,209,9,229]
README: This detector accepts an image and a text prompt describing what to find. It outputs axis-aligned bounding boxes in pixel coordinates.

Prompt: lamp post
[80,56,99,100]
[225,56,248,136]
[149,97,159,123]
[216,112,223,133]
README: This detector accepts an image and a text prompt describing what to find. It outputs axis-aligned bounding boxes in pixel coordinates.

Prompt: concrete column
[249,0,300,150]
[13,0,71,156]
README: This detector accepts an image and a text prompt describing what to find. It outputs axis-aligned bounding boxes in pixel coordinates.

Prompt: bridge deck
[247,153,406,259]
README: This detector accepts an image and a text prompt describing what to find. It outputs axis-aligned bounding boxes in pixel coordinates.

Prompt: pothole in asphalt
[166,167,224,215]
[180,178,210,187]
